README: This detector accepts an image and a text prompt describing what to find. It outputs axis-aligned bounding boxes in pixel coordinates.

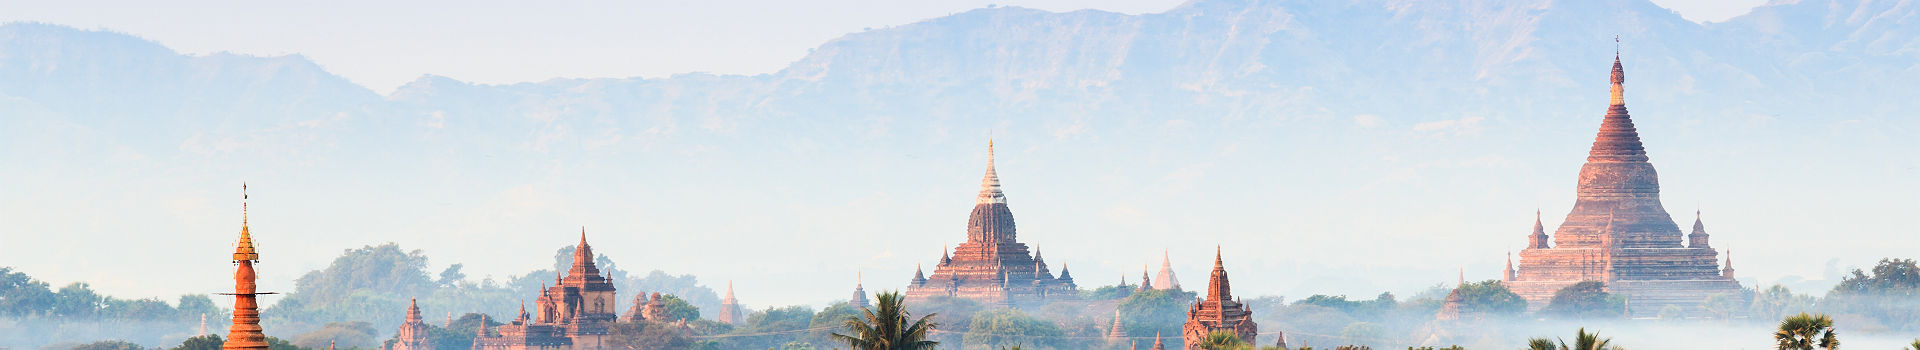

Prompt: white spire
[977,139,1007,204]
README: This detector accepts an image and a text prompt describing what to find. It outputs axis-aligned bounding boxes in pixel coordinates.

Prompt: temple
[716,282,740,325]
[224,185,270,350]
[851,273,871,309]
[1154,251,1181,290]
[1507,51,1746,317]
[1181,248,1257,348]
[392,299,434,350]
[904,140,1078,305]
[473,230,617,350]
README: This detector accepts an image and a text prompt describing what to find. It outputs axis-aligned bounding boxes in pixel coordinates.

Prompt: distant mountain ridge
[1,0,1915,314]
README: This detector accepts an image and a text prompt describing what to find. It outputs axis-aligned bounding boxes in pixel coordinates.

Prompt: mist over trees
[13,255,1920,349]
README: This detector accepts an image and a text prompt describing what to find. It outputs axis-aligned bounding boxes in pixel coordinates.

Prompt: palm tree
[1773,313,1838,350]
[833,291,939,350]
[1525,338,1558,350]
[1525,328,1615,350]
[1199,330,1250,350]
[1908,339,1919,350]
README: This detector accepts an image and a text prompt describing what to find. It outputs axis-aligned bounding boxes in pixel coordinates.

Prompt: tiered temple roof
[905,140,1077,305]
[1507,51,1745,317]
[1181,248,1257,348]
[474,230,617,350]
[392,299,434,350]
[224,186,270,350]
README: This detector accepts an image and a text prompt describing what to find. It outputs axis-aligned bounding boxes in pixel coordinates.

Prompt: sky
[0,0,1814,310]
[1,0,1766,94]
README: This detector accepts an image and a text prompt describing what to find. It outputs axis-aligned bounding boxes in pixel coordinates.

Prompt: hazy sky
[2,0,1766,93]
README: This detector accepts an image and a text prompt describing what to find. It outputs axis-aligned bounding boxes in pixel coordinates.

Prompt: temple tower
[1507,49,1745,317]
[852,273,871,309]
[1181,248,1257,349]
[1154,251,1181,290]
[224,185,270,350]
[717,282,741,325]
[393,299,435,350]
[905,139,1077,305]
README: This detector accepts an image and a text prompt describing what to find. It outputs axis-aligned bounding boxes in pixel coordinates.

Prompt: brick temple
[905,140,1078,306]
[472,230,618,350]
[1505,52,1745,317]
[1181,248,1257,348]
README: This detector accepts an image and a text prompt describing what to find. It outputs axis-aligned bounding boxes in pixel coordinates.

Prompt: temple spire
[1206,246,1231,301]
[1589,45,1649,163]
[977,139,1007,204]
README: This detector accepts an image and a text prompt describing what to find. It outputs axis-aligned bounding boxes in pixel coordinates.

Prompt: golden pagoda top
[234,183,259,262]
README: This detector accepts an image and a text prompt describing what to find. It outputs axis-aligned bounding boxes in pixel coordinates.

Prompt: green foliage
[1339,322,1385,346]
[1120,288,1197,339]
[1656,305,1684,320]
[962,308,1063,349]
[293,321,378,349]
[1749,285,1817,321]
[265,336,312,350]
[1825,258,1920,331]
[607,320,695,349]
[833,291,939,350]
[171,335,224,350]
[1198,330,1250,350]
[1450,280,1527,316]
[1082,283,1135,301]
[1295,293,1397,320]
[1406,346,1463,350]
[70,340,145,350]
[659,294,702,322]
[1,267,57,316]
[908,296,984,335]
[1774,312,1838,350]
[1527,328,1616,350]
[1542,282,1623,319]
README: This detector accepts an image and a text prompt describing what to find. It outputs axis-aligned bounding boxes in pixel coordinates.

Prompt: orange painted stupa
[224,184,270,350]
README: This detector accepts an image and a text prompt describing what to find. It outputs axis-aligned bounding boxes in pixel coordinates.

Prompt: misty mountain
[2,0,1916,321]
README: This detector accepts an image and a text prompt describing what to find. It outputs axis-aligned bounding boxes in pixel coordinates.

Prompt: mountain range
[2,0,1916,310]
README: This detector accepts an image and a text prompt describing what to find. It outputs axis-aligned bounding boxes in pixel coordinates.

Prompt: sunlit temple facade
[904,140,1078,306]
[471,230,618,350]
[1505,52,1747,317]
[1181,249,1256,348]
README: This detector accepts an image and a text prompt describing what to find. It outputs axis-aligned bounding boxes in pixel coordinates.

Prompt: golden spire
[977,138,1006,204]
[1610,36,1626,106]
[234,183,259,262]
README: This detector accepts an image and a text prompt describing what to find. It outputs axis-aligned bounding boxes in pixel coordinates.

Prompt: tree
[1750,285,1817,321]
[71,340,145,350]
[962,308,1063,349]
[1827,258,1920,331]
[172,335,224,350]
[606,320,695,349]
[1121,288,1198,338]
[1339,322,1384,346]
[1542,282,1623,319]
[52,282,104,318]
[293,321,378,349]
[1198,330,1251,350]
[1450,280,1527,316]
[1774,313,1838,350]
[832,291,938,350]
[1525,328,1616,350]
[1082,283,1135,300]
[1907,339,1918,350]
[657,294,702,321]
[0,267,56,317]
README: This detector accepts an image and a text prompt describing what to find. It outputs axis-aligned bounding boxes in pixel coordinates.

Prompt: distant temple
[472,230,617,350]
[224,186,270,350]
[392,299,433,350]
[716,282,740,325]
[904,140,1078,305]
[851,273,871,309]
[1506,52,1746,317]
[1154,251,1181,290]
[1181,249,1256,348]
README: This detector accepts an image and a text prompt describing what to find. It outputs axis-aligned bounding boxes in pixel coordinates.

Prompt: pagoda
[904,140,1078,305]
[1154,251,1181,290]
[1180,248,1256,348]
[223,185,270,350]
[392,299,434,350]
[716,282,741,325]
[1507,51,1744,317]
[474,229,619,350]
